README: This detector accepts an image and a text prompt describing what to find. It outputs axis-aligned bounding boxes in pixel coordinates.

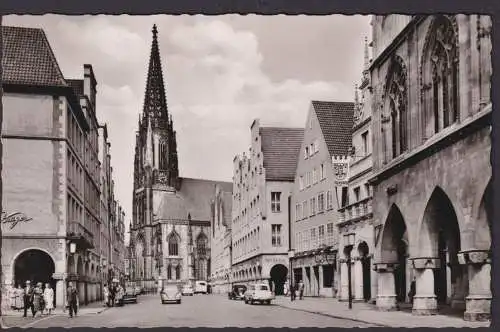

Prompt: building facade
[208,184,233,294]
[231,119,303,295]
[368,15,492,321]
[1,25,127,311]
[337,39,376,304]
[128,25,232,292]
[290,101,354,298]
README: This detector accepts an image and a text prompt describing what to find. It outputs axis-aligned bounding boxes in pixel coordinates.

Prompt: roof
[155,189,189,221]
[168,177,233,222]
[260,127,305,181]
[312,101,355,157]
[67,79,84,97]
[2,26,67,87]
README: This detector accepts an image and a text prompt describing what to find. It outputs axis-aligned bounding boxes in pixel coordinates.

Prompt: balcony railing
[338,197,373,224]
[68,221,94,250]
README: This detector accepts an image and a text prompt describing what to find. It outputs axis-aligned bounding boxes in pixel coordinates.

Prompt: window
[175,265,181,280]
[311,228,317,248]
[314,140,319,154]
[196,233,208,257]
[168,233,179,256]
[320,163,325,180]
[361,131,369,155]
[271,192,281,213]
[307,172,312,187]
[327,190,333,210]
[167,264,172,279]
[310,197,316,216]
[310,143,314,156]
[302,201,308,219]
[299,176,304,191]
[323,265,334,288]
[354,187,360,202]
[341,187,349,207]
[304,147,309,159]
[271,224,282,247]
[386,57,408,159]
[365,184,371,198]
[327,223,334,245]
[312,168,318,184]
[295,204,300,221]
[318,192,325,213]
[318,225,325,245]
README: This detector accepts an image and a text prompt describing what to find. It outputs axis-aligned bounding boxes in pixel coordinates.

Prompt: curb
[275,303,389,328]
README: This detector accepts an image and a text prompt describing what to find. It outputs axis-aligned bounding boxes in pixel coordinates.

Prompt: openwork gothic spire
[142,24,169,120]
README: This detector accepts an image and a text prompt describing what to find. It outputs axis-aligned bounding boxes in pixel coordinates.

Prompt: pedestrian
[13,284,24,311]
[103,284,109,307]
[22,280,34,318]
[408,277,416,304]
[67,282,79,318]
[290,283,297,301]
[32,282,43,317]
[43,283,54,315]
[298,280,304,300]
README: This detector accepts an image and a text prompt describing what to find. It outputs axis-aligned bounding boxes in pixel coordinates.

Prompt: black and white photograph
[0,11,493,329]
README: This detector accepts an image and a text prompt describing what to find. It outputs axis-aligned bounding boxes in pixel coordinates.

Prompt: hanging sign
[332,156,350,187]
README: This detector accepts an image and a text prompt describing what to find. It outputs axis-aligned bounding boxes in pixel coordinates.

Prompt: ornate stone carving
[410,257,440,269]
[458,250,491,265]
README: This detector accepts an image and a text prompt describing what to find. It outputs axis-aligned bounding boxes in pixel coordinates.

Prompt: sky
[4,14,371,244]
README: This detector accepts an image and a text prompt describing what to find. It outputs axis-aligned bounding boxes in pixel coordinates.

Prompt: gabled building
[128,25,232,292]
[368,15,492,321]
[337,38,376,303]
[209,184,233,294]
[290,101,354,298]
[231,119,303,295]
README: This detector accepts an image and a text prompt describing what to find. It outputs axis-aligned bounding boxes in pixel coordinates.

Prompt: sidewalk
[1,301,109,328]
[273,297,491,328]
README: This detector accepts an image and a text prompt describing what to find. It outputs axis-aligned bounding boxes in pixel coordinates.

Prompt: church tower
[131,25,181,290]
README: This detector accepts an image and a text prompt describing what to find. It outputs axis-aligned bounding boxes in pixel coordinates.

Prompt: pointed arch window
[196,233,208,257]
[159,141,168,170]
[422,16,459,137]
[175,265,181,280]
[167,264,172,280]
[385,57,408,159]
[168,232,179,256]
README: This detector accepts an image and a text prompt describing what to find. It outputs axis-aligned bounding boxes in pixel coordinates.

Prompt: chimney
[84,64,98,113]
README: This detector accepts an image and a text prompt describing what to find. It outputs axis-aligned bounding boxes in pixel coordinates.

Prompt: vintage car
[123,282,138,304]
[181,284,194,296]
[161,284,182,304]
[228,284,247,300]
[244,283,274,305]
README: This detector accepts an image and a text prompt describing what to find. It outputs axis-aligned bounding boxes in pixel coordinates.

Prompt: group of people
[283,280,305,301]
[103,283,124,307]
[10,281,55,318]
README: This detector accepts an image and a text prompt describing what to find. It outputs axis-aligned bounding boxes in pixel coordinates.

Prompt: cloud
[3,15,369,244]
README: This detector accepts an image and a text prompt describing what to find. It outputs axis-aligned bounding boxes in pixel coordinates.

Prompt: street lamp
[288,249,295,296]
[69,242,77,254]
[344,233,355,310]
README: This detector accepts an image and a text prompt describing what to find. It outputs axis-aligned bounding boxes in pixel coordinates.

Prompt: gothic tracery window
[196,233,208,257]
[422,16,459,137]
[167,264,172,280]
[168,232,179,256]
[386,57,408,159]
[175,265,181,280]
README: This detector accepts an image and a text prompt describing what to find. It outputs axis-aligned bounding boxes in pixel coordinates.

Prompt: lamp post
[288,249,295,297]
[64,241,77,311]
[343,233,355,310]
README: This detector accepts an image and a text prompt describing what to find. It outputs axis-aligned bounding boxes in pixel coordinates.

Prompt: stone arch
[12,248,56,290]
[270,264,288,295]
[357,241,372,301]
[473,179,492,251]
[417,186,463,306]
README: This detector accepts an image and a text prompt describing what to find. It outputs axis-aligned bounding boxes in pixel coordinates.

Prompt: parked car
[228,284,247,300]
[244,283,274,305]
[194,281,208,294]
[123,282,138,304]
[134,286,142,295]
[161,284,182,304]
[181,284,194,296]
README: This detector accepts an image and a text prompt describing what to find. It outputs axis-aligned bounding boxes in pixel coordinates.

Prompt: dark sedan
[228,284,247,300]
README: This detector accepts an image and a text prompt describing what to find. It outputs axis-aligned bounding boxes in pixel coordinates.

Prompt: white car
[160,285,182,304]
[181,284,194,296]
[244,283,275,305]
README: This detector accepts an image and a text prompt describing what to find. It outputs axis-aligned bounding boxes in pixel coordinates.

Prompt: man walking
[22,280,34,318]
[67,282,79,318]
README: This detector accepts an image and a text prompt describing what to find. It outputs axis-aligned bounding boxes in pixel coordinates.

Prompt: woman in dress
[32,282,43,317]
[43,283,54,315]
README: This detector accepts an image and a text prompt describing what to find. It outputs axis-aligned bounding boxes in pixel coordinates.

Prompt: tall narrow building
[129,25,232,292]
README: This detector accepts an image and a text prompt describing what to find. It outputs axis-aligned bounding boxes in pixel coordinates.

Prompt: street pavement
[11,294,376,328]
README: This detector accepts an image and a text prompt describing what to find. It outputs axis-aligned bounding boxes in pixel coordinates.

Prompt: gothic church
[129,25,232,291]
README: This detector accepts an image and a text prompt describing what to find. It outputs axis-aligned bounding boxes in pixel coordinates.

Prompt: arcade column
[410,258,438,315]
[374,263,398,311]
[459,250,491,321]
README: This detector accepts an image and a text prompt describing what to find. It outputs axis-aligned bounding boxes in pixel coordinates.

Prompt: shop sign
[263,256,288,266]
[1,211,33,229]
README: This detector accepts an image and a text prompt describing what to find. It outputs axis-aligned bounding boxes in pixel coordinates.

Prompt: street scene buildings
[0,13,492,328]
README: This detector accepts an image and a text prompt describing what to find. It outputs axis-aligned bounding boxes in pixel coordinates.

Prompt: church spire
[142,24,169,120]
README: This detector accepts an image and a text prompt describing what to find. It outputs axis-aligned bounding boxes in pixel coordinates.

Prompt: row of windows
[295,190,334,221]
[67,150,84,198]
[304,139,320,159]
[233,226,260,260]
[295,223,335,252]
[232,191,283,228]
[299,164,326,190]
[154,233,209,257]
[340,184,371,208]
